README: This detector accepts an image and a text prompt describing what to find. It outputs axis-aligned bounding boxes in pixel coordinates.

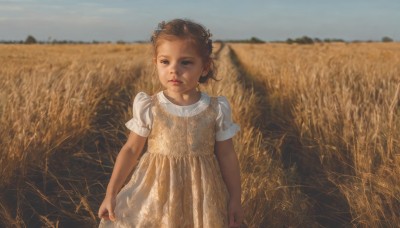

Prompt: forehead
[156,38,201,57]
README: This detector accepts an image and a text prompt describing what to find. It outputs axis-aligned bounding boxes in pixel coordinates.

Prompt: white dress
[99,91,239,228]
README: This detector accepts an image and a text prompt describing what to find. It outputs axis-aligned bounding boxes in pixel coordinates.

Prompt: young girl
[98,18,243,228]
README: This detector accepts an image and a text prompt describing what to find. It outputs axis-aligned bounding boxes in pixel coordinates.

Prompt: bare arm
[215,138,241,202]
[98,131,147,221]
[106,131,147,197]
[215,138,243,227]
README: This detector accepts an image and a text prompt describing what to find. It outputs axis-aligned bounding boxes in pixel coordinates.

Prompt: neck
[163,90,201,106]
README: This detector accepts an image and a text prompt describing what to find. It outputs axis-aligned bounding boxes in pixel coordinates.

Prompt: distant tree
[295,36,314,44]
[314,38,322,43]
[249,37,265,43]
[322,38,345,43]
[382,36,393,42]
[286,38,294,44]
[25,35,37,44]
[331,38,345,43]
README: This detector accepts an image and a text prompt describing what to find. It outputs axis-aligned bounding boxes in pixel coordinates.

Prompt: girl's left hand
[228,199,244,227]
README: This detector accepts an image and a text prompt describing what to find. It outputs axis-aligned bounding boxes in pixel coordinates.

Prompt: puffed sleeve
[125,92,153,137]
[215,96,240,141]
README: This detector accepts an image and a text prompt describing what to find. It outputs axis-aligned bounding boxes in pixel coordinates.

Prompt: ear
[202,61,211,76]
[201,70,208,77]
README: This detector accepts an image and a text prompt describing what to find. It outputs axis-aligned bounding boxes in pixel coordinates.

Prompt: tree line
[0,35,396,45]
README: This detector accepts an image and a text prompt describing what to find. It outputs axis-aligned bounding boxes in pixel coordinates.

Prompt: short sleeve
[215,96,240,141]
[125,92,153,137]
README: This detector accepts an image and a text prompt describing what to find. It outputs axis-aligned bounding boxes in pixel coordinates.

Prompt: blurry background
[1,0,399,43]
[1,1,400,228]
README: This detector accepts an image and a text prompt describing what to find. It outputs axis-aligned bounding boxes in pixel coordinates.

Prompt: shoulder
[216,96,230,107]
[212,96,232,116]
[133,92,154,110]
[134,92,152,104]
[126,92,154,137]
[213,95,240,141]
[206,94,231,107]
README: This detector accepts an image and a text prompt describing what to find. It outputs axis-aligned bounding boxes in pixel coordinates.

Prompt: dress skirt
[99,152,229,228]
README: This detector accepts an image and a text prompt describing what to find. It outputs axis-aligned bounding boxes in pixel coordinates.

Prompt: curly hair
[151,19,217,84]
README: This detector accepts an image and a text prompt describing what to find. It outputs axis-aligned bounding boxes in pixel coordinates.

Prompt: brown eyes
[181,61,193,65]
[159,60,193,65]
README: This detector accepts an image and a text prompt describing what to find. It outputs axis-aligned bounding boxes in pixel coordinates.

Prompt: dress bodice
[100,93,231,228]
[147,95,218,157]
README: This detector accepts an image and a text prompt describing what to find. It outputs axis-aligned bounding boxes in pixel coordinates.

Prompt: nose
[169,62,179,74]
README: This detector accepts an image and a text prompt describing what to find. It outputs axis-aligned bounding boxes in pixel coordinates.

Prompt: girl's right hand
[98,195,117,221]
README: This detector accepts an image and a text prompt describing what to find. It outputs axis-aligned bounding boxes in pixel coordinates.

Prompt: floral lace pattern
[99,96,229,228]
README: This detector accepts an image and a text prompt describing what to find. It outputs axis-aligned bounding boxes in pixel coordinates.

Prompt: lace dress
[99,91,239,228]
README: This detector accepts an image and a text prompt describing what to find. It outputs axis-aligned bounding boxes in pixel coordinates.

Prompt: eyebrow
[157,55,196,59]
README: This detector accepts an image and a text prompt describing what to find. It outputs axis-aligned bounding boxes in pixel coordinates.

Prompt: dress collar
[157,91,210,108]
[155,91,211,117]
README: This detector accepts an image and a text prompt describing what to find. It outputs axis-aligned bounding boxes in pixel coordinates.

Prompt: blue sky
[1,0,399,42]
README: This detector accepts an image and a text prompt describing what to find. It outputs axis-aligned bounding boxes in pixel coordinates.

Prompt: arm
[215,138,241,201]
[98,131,147,221]
[215,138,243,227]
[106,131,147,196]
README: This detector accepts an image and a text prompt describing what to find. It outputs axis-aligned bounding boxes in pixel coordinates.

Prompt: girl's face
[155,38,208,97]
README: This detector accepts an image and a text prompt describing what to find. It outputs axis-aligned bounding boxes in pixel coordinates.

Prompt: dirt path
[227,44,352,227]
[206,44,317,227]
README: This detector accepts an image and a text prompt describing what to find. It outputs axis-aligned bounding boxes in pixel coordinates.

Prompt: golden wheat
[1,42,399,227]
[231,42,400,227]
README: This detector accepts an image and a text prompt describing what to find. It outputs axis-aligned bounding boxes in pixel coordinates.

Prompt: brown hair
[151,19,217,83]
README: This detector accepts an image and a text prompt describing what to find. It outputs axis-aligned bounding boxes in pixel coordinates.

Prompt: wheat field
[0,42,399,227]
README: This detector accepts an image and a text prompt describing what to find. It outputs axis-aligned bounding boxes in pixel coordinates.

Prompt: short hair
[151,19,217,83]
